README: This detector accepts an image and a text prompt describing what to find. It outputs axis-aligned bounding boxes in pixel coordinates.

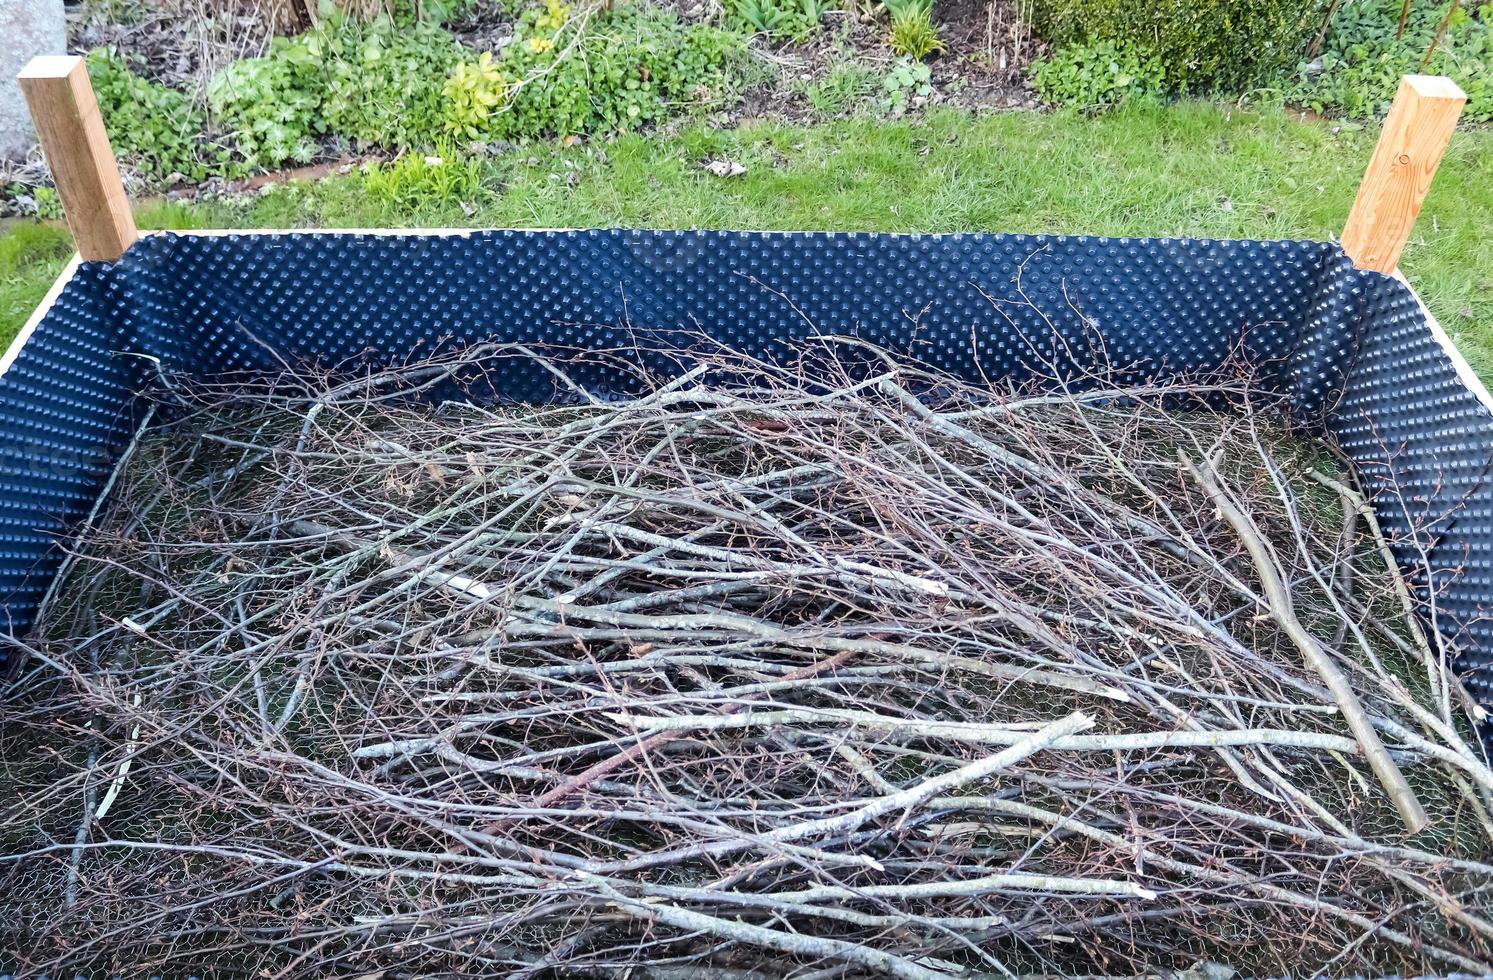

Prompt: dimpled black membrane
[0,230,1488,709]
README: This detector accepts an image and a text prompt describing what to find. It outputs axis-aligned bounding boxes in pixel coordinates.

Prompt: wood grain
[1341,74,1465,274]
[17,55,137,263]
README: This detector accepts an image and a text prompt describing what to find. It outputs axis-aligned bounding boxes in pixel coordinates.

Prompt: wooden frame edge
[1394,270,1493,417]
[142,228,1336,242]
[142,227,495,238]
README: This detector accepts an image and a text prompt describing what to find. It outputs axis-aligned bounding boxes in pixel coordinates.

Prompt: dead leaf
[703,158,747,178]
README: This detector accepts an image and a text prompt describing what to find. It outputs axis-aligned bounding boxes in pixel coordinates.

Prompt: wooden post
[1341,74,1465,274]
[16,55,137,263]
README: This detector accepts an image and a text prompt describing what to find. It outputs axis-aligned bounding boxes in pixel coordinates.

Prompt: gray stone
[0,0,66,161]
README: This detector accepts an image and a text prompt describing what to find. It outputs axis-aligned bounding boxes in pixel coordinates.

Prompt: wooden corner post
[1341,74,1465,274]
[17,55,137,263]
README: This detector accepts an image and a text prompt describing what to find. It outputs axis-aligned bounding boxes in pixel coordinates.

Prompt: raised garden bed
[1,60,1490,974]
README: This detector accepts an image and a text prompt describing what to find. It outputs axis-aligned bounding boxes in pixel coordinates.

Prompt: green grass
[5,102,1492,375]
[0,223,74,346]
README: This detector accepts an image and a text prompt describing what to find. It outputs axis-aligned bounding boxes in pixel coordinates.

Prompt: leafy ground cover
[10,0,1482,201]
[4,102,1490,376]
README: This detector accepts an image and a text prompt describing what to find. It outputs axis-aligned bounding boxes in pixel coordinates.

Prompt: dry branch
[1181,450,1429,834]
[0,341,1490,978]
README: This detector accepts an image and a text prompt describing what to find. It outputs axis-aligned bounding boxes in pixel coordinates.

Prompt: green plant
[315,16,464,149]
[87,49,214,184]
[444,4,744,140]
[1024,0,1326,93]
[76,0,152,24]
[392,0,477,24]
[1029,38,1168,111]
[887,5,944,60]
[208,13,470,170]
[880,56,933,114]
[445,51,511,140]
[730,0,833,38]
[1285,0,1490,122]
[30,187,63,221]
[208,34,325,170]
[734,0,791,34]
[1,183,63,220]
[879,0,926,20]
[799,0,836,29]
[800,62,878,117]
[360,144,487,208]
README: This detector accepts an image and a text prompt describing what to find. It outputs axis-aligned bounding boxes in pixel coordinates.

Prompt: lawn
[4,101,1491,375]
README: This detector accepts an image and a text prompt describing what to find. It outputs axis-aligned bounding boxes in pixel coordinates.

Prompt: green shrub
[87,49,215,184]
[315,17,464,148]
[2,183,63,220]
[1029,38,1167,111]
[445,3,744,140]
[30,186,63,221]
[1024,0,1325,93]
[1286,0,1491,122]
[208,35,324,170]
[390,0,479,25]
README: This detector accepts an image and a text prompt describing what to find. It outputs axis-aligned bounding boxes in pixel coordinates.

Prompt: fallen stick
[593,878,962,980]
[768,871,1157,902]
[599,712,1095,876]
[530,647,858,811]
[1182,451,1428,835]
[608,707,1364,754]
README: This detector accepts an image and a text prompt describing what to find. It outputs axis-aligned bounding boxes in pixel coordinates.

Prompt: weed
[731,0,835,38]
[880,57,934,114]
[88,49,220,184]
[445,51,510,141]
[1024,0,1324,93]
[208,35,325,170]
[30,188,62,222]
[800,63,878,118]
[361,147,487,209]
[1285,0,1490,121]
[316,16,464,149]
[445,4,743,140]
[1029,38,1167,112]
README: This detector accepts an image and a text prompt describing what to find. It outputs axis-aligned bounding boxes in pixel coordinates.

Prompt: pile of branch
[2,342,1491,977]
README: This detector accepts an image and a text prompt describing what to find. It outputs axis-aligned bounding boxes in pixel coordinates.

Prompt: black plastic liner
[1,229,1489,703]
